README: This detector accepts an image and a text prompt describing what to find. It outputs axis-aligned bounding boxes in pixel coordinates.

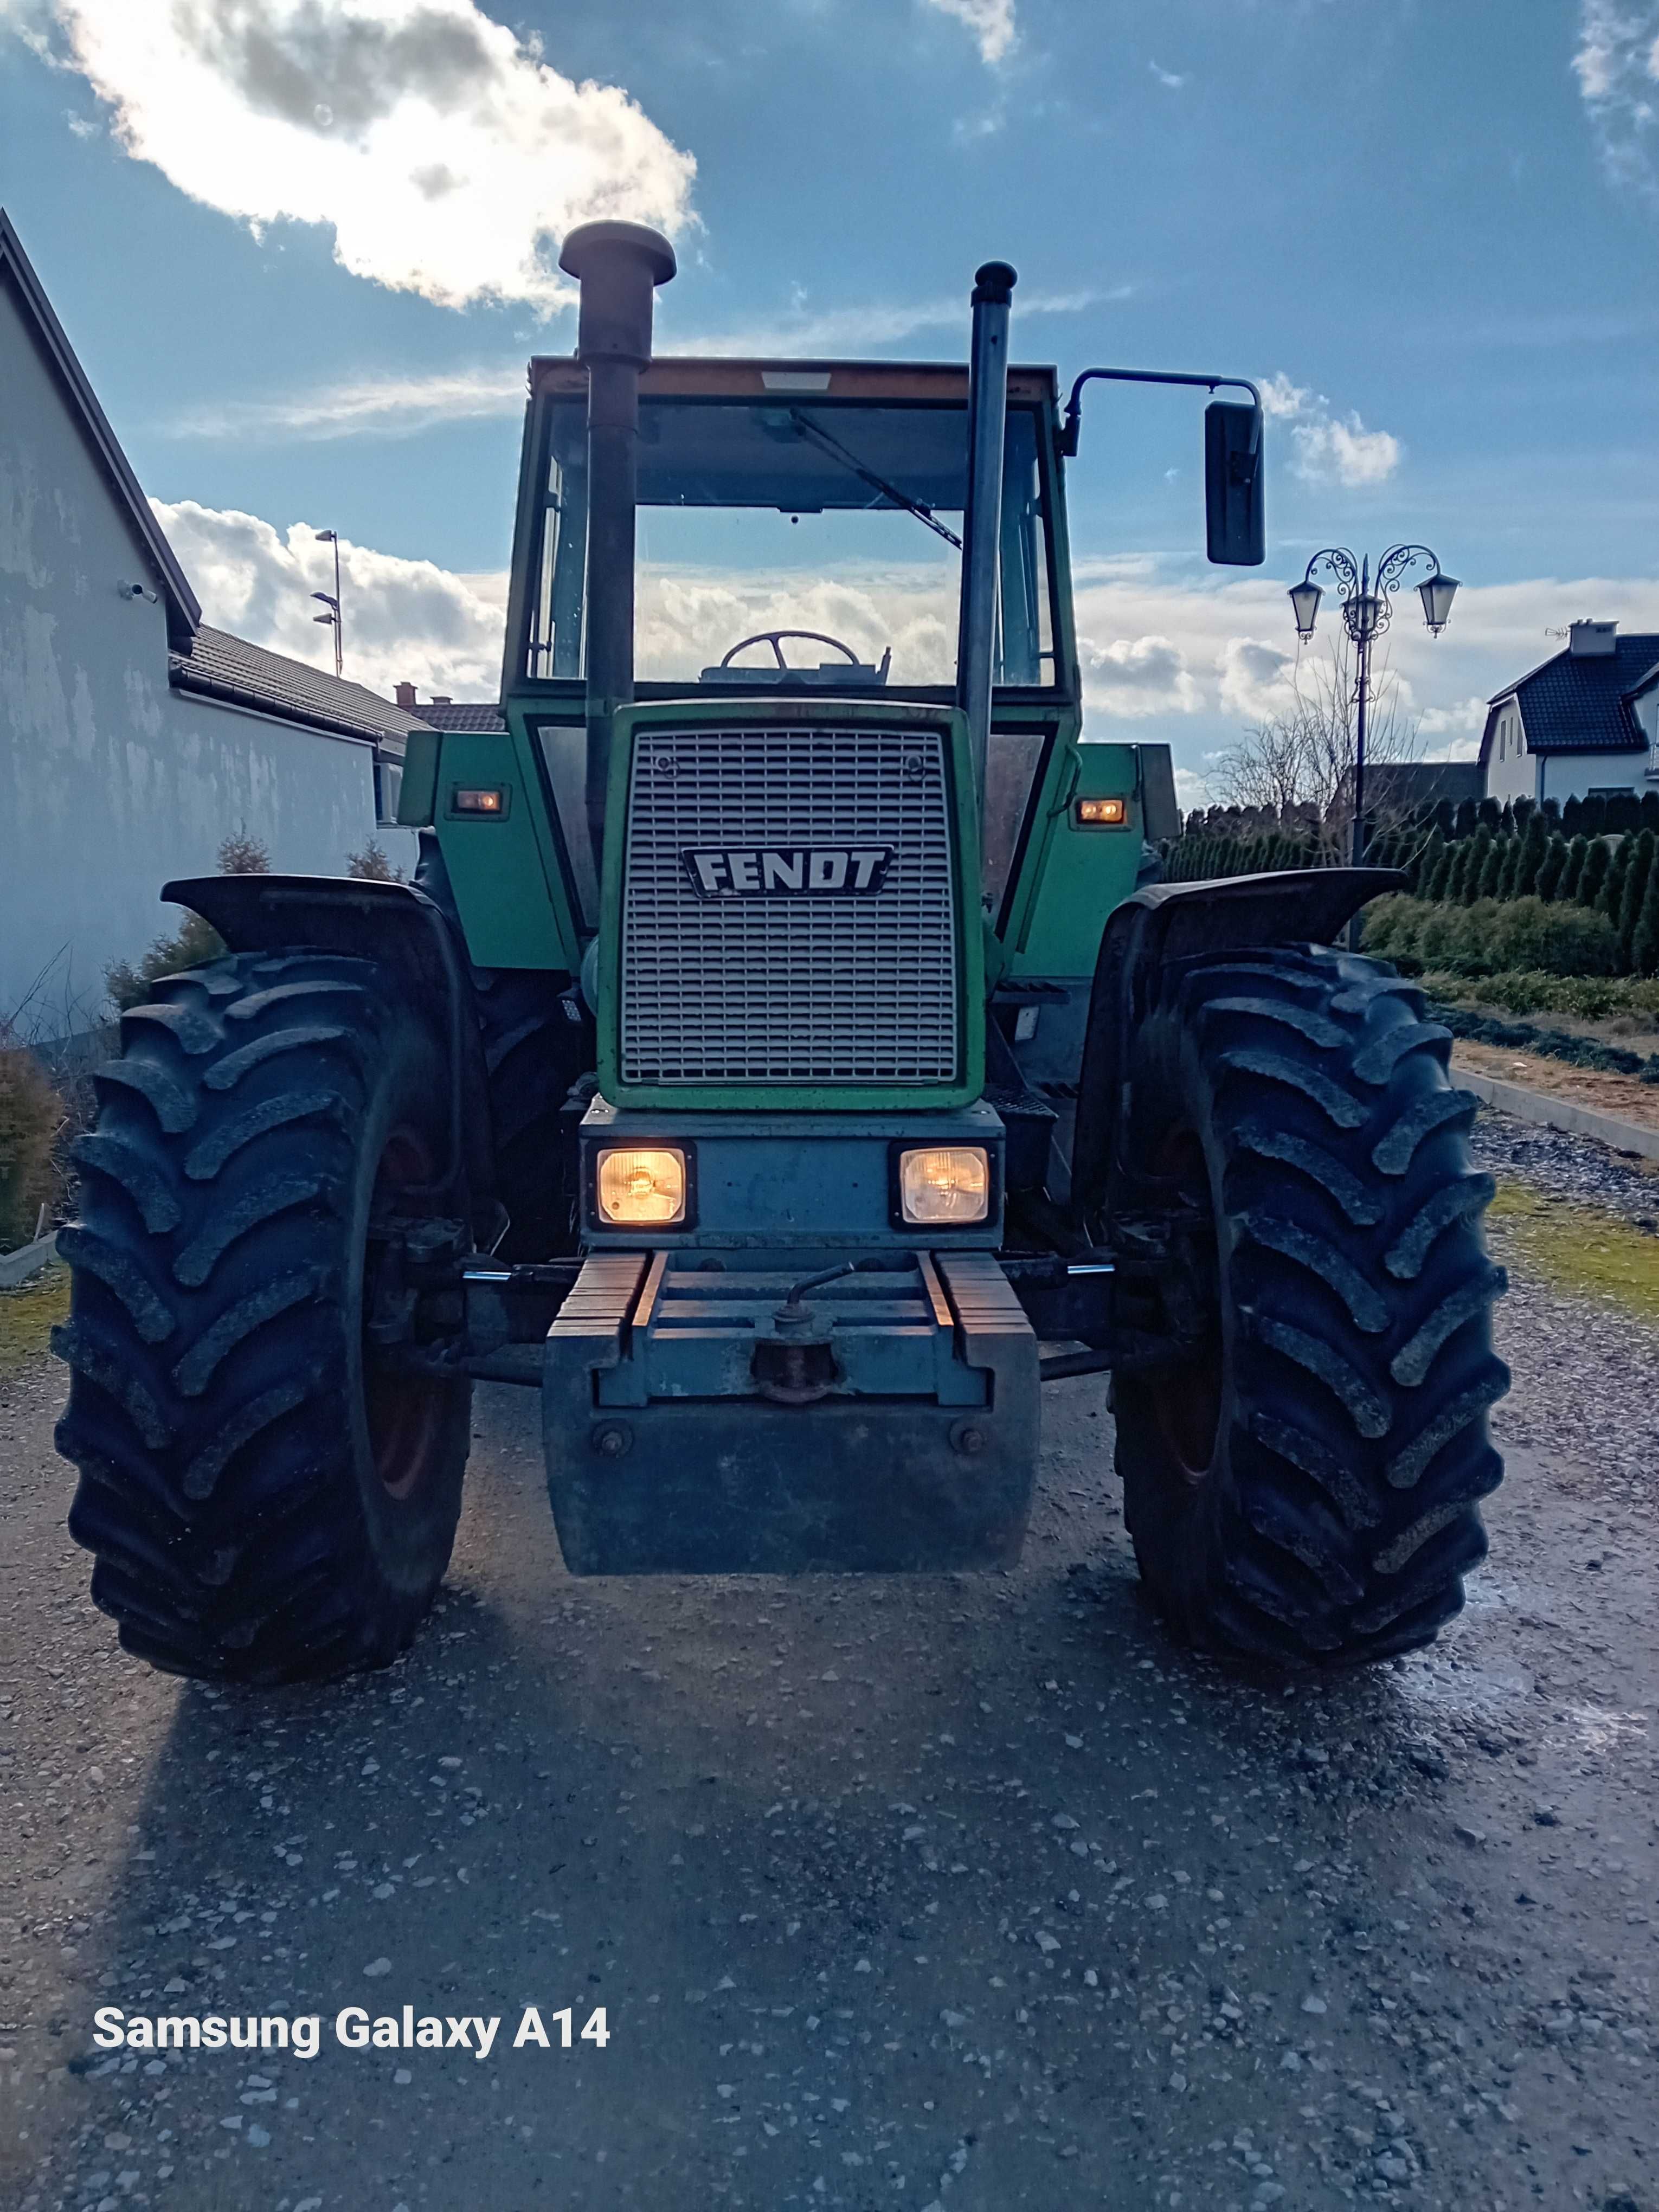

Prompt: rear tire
[1110,943,1508,1668]
[55,951,471,1683]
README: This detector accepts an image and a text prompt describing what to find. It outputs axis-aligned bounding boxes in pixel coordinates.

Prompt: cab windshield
[524,394,1056,691]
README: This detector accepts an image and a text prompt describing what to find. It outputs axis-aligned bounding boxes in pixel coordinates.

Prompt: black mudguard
[161,872,499,1240]
[1068,866,1406,1230]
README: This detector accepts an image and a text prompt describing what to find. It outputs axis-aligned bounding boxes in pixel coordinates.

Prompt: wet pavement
[2,1174,1656,2211]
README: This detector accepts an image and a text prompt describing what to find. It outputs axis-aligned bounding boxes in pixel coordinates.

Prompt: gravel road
[3,1114,1656,2212]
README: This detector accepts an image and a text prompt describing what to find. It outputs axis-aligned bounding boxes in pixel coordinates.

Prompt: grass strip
[0,1263,69,1382]
[1488,1185,1659,1325]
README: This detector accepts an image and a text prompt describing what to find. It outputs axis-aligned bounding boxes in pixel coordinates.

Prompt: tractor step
[543,1250,1038,1573]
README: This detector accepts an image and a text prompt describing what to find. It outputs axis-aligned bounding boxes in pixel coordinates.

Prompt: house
[1,209,427,1035]
[1481,620,1659,807]
[392,685,506,734]
[1336,761,1484,821]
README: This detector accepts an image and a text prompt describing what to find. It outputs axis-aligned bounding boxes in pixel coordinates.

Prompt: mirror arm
[1058,366,1262,457]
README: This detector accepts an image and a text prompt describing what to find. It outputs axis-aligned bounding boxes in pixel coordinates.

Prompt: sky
[3,0,1658,803]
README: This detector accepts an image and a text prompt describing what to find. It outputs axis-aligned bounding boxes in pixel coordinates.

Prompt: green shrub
[1596,837,1630,919]
[1578,838,1610,909]
[1616,830,1655,967]
[346,839,406,883]
[1424,1000,1659,1082]
[104,828,272,1013]
[1361,894,1620,979]
[1634,847,1659,978]
[1513,813,1548,898]
[1456,828,1491,904]
[0,1031,64,1251]
[1419,969,1659,1020]
[106,909,226,1014]
[1535,833,1567,903]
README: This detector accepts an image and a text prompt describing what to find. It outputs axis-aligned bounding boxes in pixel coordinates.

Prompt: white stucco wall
[1535,749,1652,806]
[1,280,407,1037]
[1484,702,1535,803]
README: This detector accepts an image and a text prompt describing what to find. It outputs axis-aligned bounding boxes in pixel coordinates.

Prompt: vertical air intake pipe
[956,260,1017,826]
[556,220,677,872]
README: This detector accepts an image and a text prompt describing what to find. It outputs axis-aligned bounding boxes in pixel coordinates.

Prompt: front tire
[55,951,471,1682]
[1110,944,1508,1668]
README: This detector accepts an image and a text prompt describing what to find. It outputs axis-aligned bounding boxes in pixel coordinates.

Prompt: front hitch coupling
[751,1263,855,1406]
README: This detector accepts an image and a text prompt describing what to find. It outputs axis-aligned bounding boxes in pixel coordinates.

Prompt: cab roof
[526,357,1058,407]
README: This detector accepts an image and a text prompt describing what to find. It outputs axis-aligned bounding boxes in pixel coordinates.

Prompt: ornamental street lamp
[1289,543,1459,869]
[312,528,343,678]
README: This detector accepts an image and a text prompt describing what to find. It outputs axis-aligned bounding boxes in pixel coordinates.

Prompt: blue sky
[3,0,1657,790]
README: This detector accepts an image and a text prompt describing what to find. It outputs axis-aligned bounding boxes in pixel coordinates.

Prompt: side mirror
[1204,399,1264,567]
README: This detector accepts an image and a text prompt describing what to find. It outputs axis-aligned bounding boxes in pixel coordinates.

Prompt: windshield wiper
[789,411,963,550]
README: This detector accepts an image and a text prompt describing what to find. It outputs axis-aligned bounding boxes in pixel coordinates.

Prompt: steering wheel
[718,629,865,671]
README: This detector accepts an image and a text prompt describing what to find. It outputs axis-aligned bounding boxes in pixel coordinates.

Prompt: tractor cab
[505,357,1068,700]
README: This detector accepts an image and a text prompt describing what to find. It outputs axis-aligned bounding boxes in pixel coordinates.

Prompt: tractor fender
[160,873,500,1241]
[1068,866,1405,1228]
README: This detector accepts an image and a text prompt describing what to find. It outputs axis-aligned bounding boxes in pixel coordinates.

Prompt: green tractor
[56,228,1506,1682]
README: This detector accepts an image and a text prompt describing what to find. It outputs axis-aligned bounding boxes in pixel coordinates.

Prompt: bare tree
[1208,629,1424,856]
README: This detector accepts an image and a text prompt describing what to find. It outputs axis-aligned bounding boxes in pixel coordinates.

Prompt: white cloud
[179,365,528,441]
[662,286,1105,358]
[921,0,1017,66]
[145,492,1659,806]
[1082,634,1200,717]
[152,497,505,699]
[1417,695,1491,740]
[637,565,955,686]
[1148,59,1187,89]
[1259,370,1400,488]
[164,288,1110,440]
[1215,636,1297,721]
[22,0,695,311]
[1573,1,1659,201]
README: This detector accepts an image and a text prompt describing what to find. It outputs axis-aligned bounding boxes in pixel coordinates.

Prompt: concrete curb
[1458,1068,1659,1163]
[0,1231,61,1290]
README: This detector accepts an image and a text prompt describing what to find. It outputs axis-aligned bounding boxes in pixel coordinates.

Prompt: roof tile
[1499,634,1658,755]
[170,627,434,750]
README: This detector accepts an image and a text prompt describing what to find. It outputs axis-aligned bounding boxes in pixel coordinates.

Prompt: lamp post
[1289,544,1459,869]
[312,529,343,678]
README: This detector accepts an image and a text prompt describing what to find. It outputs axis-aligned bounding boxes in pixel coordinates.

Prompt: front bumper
[543,1250,1038,1573]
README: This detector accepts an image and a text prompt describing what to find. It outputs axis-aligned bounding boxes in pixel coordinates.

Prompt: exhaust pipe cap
[558,221,677,365]
[972,260,1017,306]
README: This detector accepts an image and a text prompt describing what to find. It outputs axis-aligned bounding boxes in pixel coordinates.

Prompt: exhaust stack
[956,260,1016,825]
[557,220,677,871]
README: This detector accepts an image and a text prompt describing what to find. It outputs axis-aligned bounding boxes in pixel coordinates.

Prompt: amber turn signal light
[1075,796,1127,826]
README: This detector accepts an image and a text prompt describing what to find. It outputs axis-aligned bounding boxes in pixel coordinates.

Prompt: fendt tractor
[55,228,1508,1684]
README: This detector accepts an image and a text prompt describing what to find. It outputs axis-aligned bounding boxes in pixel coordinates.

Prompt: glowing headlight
[1075,796,1127,826]
[898,1146,990,1225]
[595,1146,687,1226]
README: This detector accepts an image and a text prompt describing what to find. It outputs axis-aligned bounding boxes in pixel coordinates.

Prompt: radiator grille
[619,725,960,1085]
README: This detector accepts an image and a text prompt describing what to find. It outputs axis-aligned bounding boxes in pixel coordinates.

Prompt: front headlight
[898,1146,989,1225]
[595,1146,687,1226]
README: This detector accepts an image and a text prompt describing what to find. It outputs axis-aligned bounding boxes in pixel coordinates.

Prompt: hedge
[1362,893,1622,979]
[1418,969,1659,1020]
[1426,1000,1659,1085]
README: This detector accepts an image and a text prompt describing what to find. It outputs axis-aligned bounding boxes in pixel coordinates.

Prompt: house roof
[1344,761,1484,812]
[0,208,201,651]
[415,702,507,732]
[1480,633,1659,764]
[171,627,435,752]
